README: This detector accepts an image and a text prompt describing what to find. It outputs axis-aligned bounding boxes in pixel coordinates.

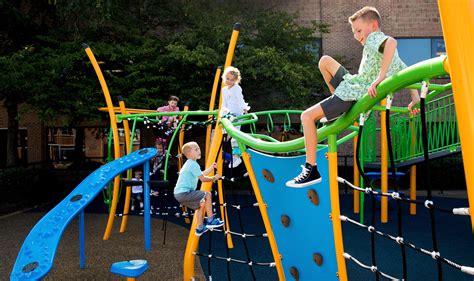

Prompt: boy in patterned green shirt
[287,6,420,188]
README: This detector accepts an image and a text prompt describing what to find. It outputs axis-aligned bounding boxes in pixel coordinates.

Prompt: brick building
[0,1,444,167]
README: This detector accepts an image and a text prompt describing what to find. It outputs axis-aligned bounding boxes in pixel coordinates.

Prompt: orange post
[380,99,388,223]
[119,99,133,233]
[438,0,474,231]
[83,45,122,240]
[205,67,222,163]
[353,123,360,214]
[409,116,417,215]
[183,23,241,280]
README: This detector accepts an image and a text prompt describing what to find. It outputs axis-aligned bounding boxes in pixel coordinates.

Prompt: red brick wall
[23,111,47,164]
[272,0,442,70]
[0,102,46,164]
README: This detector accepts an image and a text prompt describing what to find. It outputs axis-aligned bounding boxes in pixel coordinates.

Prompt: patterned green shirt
[334,31,407,101]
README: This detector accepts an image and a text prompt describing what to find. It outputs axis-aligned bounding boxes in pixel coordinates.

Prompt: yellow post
[83,45,122,240]
[178,105,191,224]
[438,0,474,231]
[178,104,190,170]
[328,135,348,281]
[183,23,241,280]
[380,99,388,223]
[217,149,234,248]
[205,67,222,163]
[183,126,223,280]
[241,151,285,280]
[119,99,133,233]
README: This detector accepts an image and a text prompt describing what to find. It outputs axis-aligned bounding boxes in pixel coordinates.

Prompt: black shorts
[329,66,349,89]
[320,66,354,121]
[320,95,355,121]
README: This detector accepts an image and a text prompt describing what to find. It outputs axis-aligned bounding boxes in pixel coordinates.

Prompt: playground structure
[10,0,474,280]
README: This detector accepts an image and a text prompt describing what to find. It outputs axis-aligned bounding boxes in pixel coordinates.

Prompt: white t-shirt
[131,178,143,194]
[222,84,249,116]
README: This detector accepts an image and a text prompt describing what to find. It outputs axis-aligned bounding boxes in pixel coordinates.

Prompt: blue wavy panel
[10,148,157,281]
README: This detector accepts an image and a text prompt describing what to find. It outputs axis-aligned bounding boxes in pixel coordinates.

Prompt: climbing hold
[70,194,82,202]
[22,261,39,273]
[281,215,290,227]
[313,253,323,266]
[262,169,275,183]
[307,189,319,206]
[289,266,299,280]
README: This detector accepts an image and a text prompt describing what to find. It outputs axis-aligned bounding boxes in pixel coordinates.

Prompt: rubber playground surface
[1,192,472,280]
[0,209,205,280]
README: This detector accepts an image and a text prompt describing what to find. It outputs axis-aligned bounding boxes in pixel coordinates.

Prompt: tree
[1,0,330,166]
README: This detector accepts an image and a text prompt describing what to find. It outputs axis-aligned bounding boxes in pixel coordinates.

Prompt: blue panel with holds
[248,147,339,281]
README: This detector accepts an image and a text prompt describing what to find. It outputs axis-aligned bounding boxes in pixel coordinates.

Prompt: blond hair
[182,141,198,158]
[349,6,381,27]
[222,66,242,84]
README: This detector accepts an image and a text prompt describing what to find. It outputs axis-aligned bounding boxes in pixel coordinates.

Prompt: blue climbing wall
[248,147,339,280]
[10,148,157,281]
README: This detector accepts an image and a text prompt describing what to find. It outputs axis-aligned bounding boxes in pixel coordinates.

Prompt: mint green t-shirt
[174,159,202,194]
[334,31,407,101]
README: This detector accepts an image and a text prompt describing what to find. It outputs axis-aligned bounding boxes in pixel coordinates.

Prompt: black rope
[420,88,443,280]
[338,176,467,216]
[194,252,275,267]
[208,227,267,238]
[386,102,408,280]
[222,191,232,281]
[217,202,259,210]
[197,135,273,280]
[207,218,213,280]
[236,204,257,280]
[355,116,379,281]
[342,216,473,275]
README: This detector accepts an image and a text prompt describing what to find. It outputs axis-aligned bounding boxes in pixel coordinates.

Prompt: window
[306,38,322,62]
[397,37,446,66]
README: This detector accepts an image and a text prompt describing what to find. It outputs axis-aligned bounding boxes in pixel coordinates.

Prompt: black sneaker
[286,163,322,188]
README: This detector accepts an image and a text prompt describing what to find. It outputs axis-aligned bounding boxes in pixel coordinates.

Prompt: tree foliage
[1,0,330,165]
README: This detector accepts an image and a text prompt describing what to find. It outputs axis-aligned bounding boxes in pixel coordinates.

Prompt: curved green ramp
[248,147,338,280]
[10,148,157,281]
[221,56,447,154]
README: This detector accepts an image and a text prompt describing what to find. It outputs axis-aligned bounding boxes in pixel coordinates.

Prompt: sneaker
[286,163,322,188]
[229,155,242,168]
[205,218,225,229]
[195,226,209,236]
